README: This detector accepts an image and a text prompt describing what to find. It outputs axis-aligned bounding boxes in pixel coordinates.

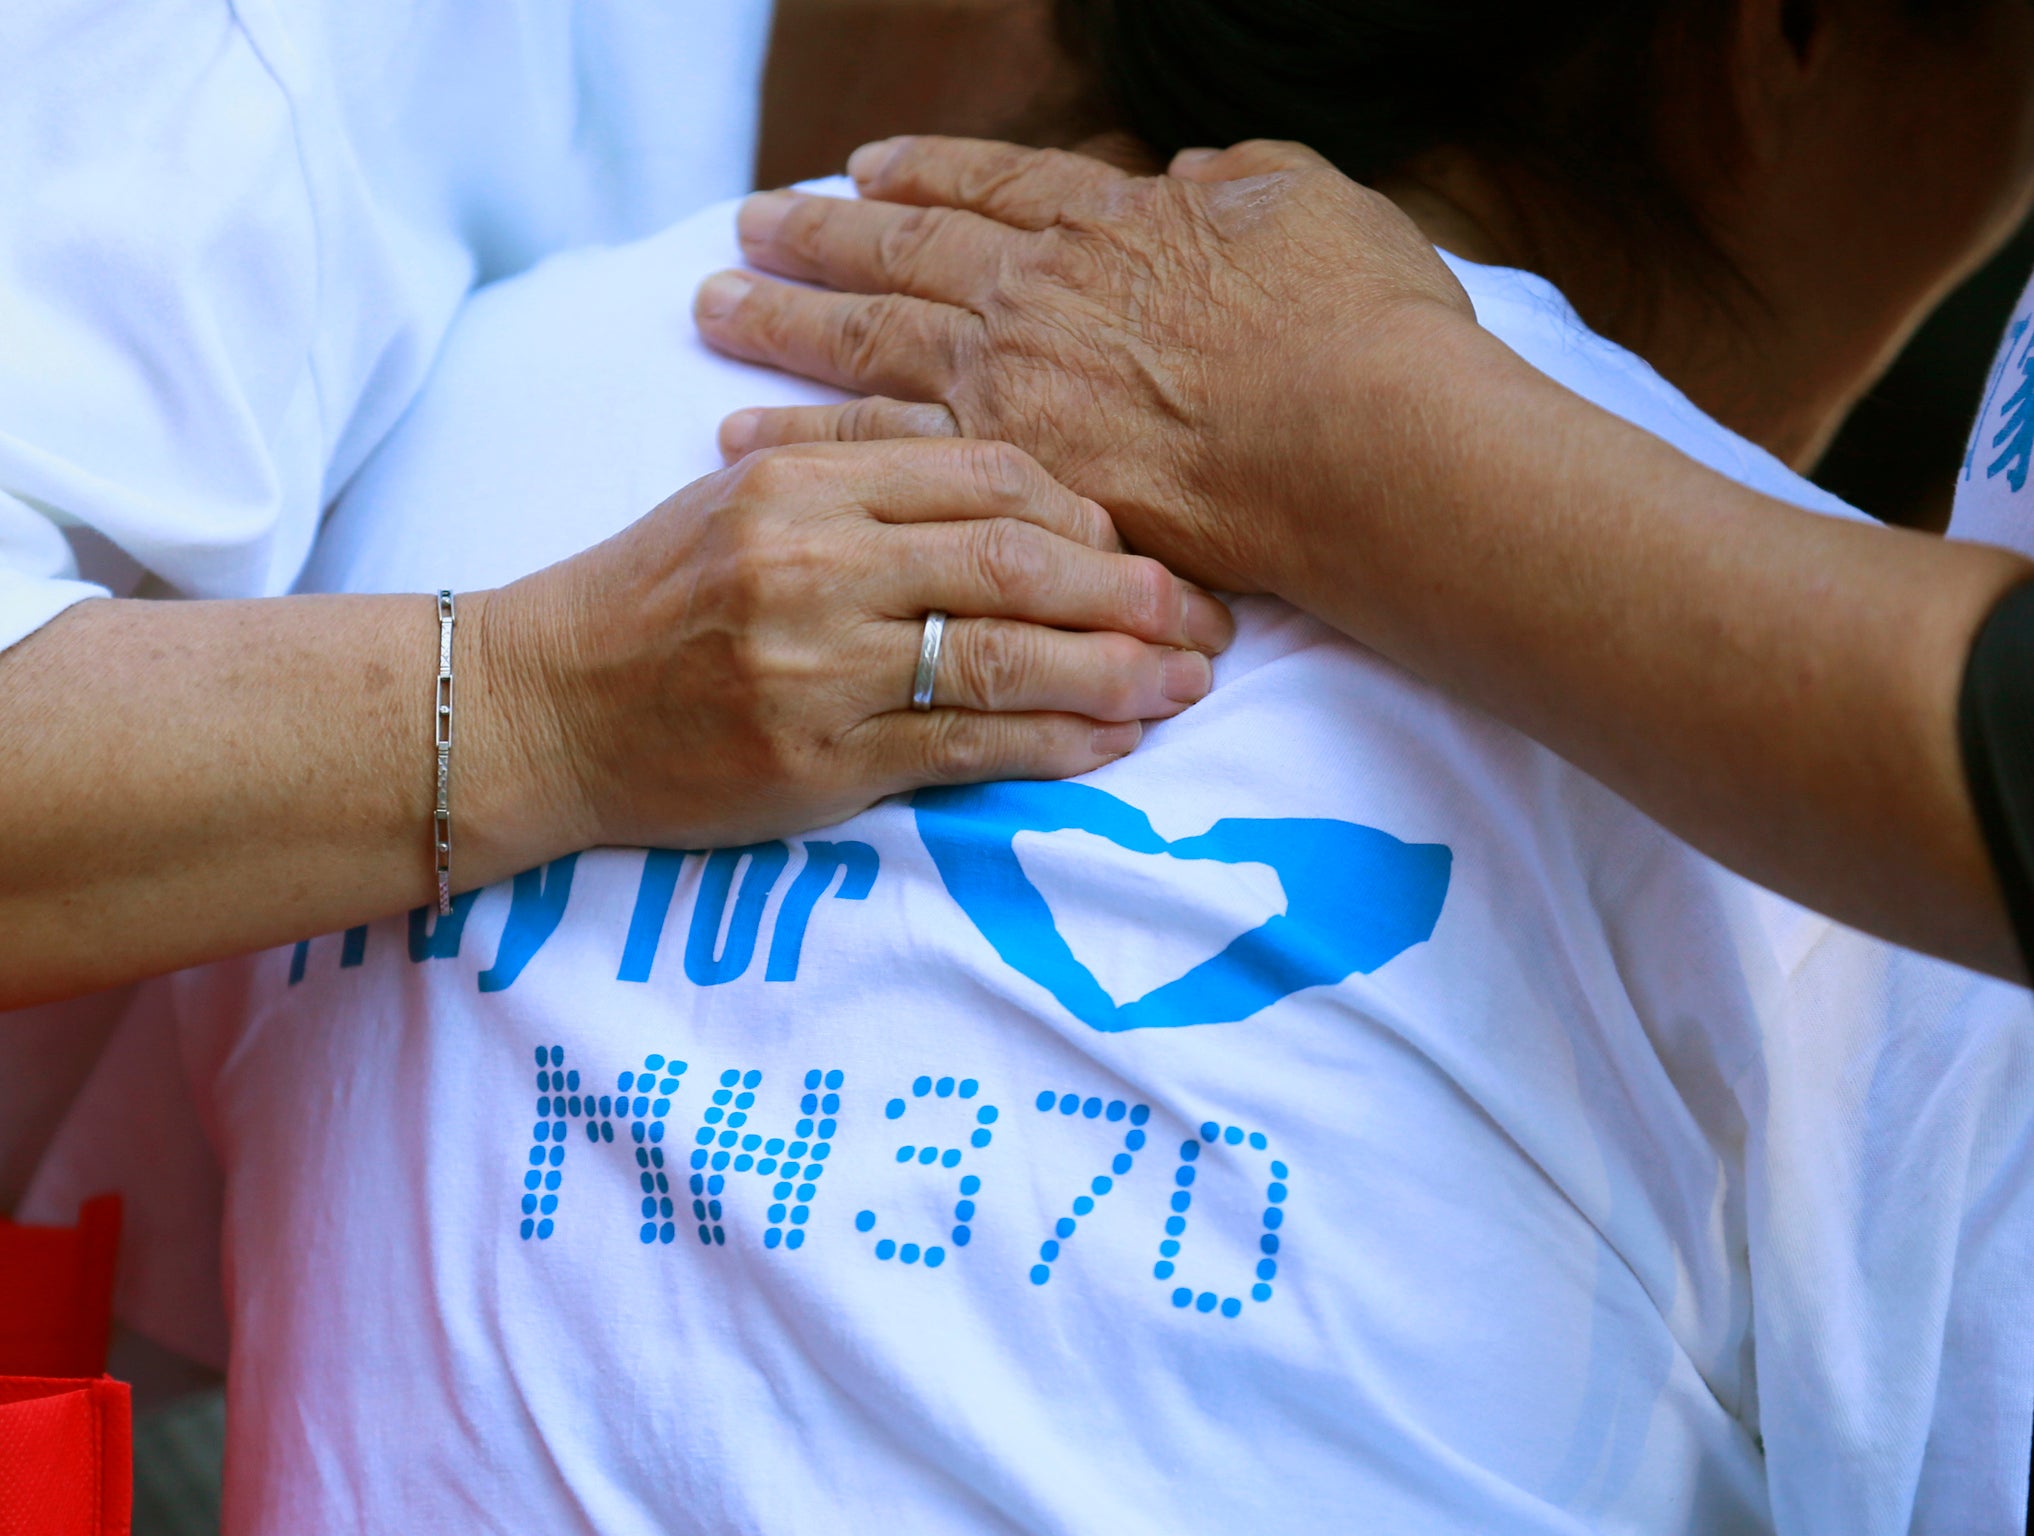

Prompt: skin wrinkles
[697,0,2034,975]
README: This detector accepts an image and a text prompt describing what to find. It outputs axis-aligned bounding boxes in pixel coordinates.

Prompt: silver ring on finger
[912,610,949,712]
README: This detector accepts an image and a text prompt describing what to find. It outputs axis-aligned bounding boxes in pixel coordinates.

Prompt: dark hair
[1055,0,1989,326]
[1055,0,1724,296]
[1058,0,1685,186]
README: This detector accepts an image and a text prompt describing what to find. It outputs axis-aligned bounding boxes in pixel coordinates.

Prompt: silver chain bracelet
[433,590,456,915]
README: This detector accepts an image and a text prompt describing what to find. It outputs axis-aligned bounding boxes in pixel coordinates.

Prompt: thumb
[1168,139,1333,183]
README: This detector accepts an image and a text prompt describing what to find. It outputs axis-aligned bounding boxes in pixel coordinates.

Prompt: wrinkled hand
[694,138,1472,593]
[490,438,1232,852]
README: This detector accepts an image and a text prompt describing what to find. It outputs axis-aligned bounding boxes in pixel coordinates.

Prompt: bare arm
[0,590,571,1005]
[694,136,2029,979]
[1276,308,2029,979]
[0,438,1228,1008]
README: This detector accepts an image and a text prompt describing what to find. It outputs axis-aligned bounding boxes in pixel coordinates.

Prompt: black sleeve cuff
[1958,578,2034,978]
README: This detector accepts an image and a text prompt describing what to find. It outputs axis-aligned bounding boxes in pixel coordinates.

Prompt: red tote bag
[0,1377,131,1536]
[0,1195,131,1536]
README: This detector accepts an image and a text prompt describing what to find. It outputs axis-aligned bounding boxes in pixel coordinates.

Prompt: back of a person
[12,0,2034,1527]
[193,630,1758,1531]
[59,188,2015,1535]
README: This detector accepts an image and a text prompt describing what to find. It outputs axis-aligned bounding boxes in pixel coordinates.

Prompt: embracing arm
[696,137,2030,980]
[0,589,574,1007]
[0,439,1227,1008]
[1265,307,2031,981]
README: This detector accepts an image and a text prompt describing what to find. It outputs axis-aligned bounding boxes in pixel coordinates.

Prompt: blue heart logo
[913,782,1452,1032]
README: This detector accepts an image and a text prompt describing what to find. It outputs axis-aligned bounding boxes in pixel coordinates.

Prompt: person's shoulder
[479,175,858,314]
[1441,254,1868,525]
[302,182,850,596]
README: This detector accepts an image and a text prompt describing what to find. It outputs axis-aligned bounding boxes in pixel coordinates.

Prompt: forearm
[0,437,1228,1008]
[687,137,2032,974]
[0,593,579,1007]
[1276,306,2030,978]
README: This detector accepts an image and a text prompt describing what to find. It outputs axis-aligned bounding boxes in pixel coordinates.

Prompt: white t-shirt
[0,0,772,654]
[0,0,774,1219]
[31,190,2034,1535]
[1952,270,2034,555]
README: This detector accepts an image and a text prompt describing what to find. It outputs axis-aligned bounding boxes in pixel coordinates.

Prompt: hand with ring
[912,610,949,713]
[488,436,1233,855]
[695,137,1463,597]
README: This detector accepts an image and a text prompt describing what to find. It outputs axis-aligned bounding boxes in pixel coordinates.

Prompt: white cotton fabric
[31,189,2034,1535]
[0,0,774,1226]
[1952,269,2034,557]
[0,0,773,658]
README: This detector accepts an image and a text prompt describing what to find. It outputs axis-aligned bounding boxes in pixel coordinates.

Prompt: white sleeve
[0,0,784,657]
[0,0,332,656]
[0,490,107,653]
[1745,918,2034,1535]
[1950,269,2034,558]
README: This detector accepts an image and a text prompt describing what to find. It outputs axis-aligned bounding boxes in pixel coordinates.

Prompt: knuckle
[960,439,1037,508]
[732,279,789,344]
[838,398,888,441]
[725,445,805,502]
[717,543,777,621]
[715,524,828,620]
[778,196,835,265]
[699,496,764,564]
[1092,629,1148,675]
[836,295,900,375]
[910,401,963,439]
[874,205,940,281]
[1096,682,1143,723]
[922,716,990,780]
[1121,555,1177,630]
[954,145,1030,209]
[1093,637,1152,717]
[957,621,1032,709]
[1036,232,1100,290]
[1071,498,1117,551]
[972,518,1050,606]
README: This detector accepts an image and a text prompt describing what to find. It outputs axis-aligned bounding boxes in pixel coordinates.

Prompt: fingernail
[694,271,752,323]
[1092,720,1143,758]
[737,191,794,249]
[1160,648,1212,705]
[1170,147,1220,173]
[720,408,763,460]
[848,138,904,185]
[1182,589,1236,653]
